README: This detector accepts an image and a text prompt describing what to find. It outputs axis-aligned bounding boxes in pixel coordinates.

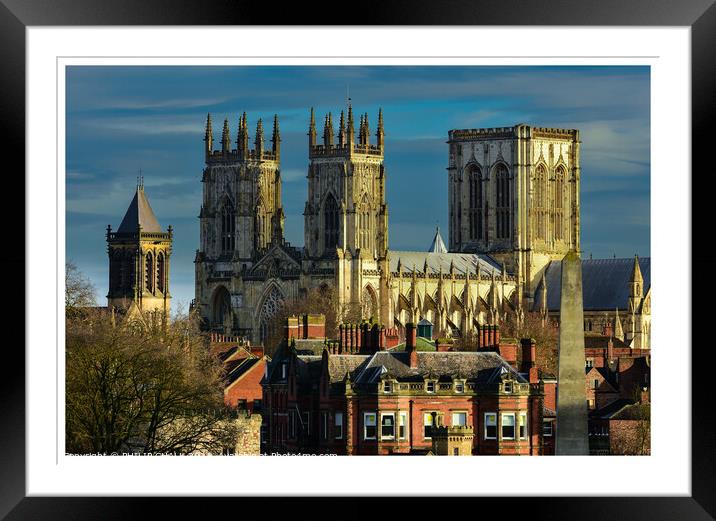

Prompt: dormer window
[426,381,436,393]
[383,381,393,394]
[281,363,287,379]
[503,381,513,393]
[454,381,465,393]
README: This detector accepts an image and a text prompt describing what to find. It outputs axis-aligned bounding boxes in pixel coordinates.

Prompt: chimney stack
[521,338,539,384]
[406,323,418,368]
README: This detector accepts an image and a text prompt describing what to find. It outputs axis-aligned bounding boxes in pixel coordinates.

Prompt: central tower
[303,105,390,323]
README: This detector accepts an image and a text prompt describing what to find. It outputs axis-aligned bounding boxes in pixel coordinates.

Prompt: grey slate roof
[536,257,650,311]
[353,351,527,385]
[326,355,369,383]
[390,251,502,277]
[117,187,162,233]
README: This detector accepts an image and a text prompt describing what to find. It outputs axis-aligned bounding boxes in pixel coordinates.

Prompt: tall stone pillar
[555,251,589,455]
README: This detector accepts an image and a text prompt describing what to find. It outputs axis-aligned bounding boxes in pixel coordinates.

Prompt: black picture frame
[3,0,712,518]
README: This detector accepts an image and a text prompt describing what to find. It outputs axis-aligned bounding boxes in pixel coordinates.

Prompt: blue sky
[66,66,650,312]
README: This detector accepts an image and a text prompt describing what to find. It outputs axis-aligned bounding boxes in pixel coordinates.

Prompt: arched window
[535,164,547,240]
[554,166,565,241]
[110,250,121,293]
[495,164,511,239]
[221,203,235,254]
[212,286,232,329]
[259,286,284,344]
[157,252,165,293]
[357,194,371,251]
[361,285,378,320]
[468,165,483,240]
[145,252,154,293]
[323,194,339,251]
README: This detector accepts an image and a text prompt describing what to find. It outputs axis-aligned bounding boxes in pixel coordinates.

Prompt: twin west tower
[192,106,581,345]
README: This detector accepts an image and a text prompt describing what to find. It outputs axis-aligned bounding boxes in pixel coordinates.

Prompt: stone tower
[107,179,172,315]
[195,112,288,338]
[303,105,391,323]
[198,113,283,262]
[446,125,581,306]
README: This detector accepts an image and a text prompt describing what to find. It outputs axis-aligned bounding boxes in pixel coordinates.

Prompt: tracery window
[535,164,547,240]
[259,286,284,343]
[323,194,339,251]
[221,203,236,253]
[554,166,565,241]
[468,165,483,240]
[495,163,511,239]
[361,285,377,320]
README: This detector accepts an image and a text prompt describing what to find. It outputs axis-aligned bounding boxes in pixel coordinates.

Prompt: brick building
[210,334,269,412]
[261,321,546,455]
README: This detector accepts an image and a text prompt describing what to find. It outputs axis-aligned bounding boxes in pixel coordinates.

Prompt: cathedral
[190,105,650,349]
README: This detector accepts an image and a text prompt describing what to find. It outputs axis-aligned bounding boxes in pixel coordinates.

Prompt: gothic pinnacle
[255,118,264,154]
[221,118,230,153]
[272,114,281,157]
[204,113,213,158]
[308,107,317,147]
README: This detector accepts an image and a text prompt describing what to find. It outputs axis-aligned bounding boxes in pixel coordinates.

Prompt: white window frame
[383,380,392,393]
[484,412,497,440]
[363,412,377,440]
[454,381,465,393]
[380,412,396,440]
[426,381,436,393]
[503,381,513,393]
[519,412,528,439]
[423,412,436,439]
[398,412,408,440]
[334,412,343,440]
[452,411,468,427]
[501,412,516,440]
[302,411,310,436]
[543,419,554,437]
[586,358,594,368]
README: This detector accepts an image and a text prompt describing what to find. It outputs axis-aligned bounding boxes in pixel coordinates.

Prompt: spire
[338,110,346,146]
[614,308,625,341]
[358,114,364,145]
[117,184,162,234]
[255,118,264,157]
[221,118,231,154]
[308,107,317,148]
[376,107,384,150]
[272,114,281,158]
[204,113,213,160]
[347,103,355,145]
[628,255,643,313]
[428,226,448,253]
[363,112,370,145]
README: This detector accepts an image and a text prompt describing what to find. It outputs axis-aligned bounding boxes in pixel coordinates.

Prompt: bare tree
[263,284,348,356]
[65,303,238,455]
[502,312,559,375]
[65,261,97,314]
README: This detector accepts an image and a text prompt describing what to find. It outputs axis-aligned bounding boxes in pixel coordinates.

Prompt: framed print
[5,0,714,518]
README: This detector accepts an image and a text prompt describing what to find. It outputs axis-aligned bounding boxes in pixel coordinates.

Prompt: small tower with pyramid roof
[106,176,172,316]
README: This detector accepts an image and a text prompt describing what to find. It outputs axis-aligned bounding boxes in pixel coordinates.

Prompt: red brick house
[210,336,269,412]
[262,322,546,455]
